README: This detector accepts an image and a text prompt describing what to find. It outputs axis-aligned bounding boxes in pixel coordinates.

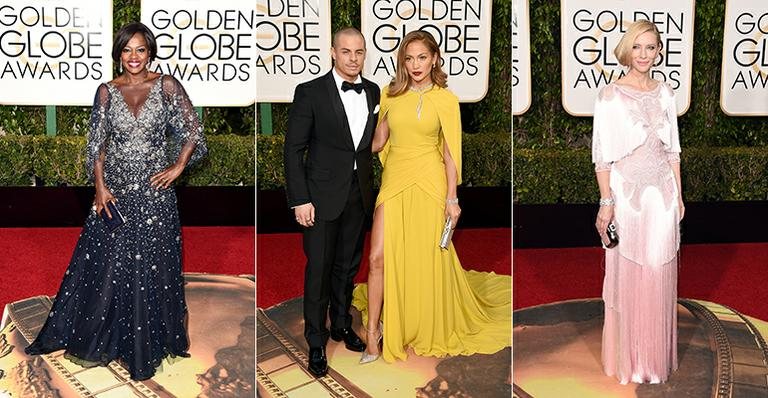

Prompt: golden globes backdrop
[142,0,256,107]
[512,0,531,115]
[255,0,331,102]
[560,1,695,116]
[0,1,113,105]
[720,0,768,116]
[361,0,493,102]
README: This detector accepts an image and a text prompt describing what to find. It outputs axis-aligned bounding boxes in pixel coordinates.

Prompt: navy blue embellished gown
[25,74,207,381]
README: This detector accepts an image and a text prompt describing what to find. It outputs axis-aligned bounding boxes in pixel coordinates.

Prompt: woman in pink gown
[592,20,684,384]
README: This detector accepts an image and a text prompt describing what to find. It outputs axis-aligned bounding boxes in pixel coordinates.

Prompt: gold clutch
[439,217,454,250]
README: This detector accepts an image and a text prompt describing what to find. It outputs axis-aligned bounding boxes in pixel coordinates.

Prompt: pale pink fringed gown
[592,82,681,384]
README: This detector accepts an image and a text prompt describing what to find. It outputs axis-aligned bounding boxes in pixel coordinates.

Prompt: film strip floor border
[256,309,370,398]
[680,299,768,397]
[513,298,768,397]
[6,296,172,398]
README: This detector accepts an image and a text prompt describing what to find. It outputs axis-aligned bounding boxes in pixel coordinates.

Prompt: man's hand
[294,203,315,227]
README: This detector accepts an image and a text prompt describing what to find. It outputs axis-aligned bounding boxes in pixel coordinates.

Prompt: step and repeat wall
[0,0,255,107]
[512,0,768,117]
[256,0,495,103]
[360,0,493,102]
[141,0,255,107]
[560,0,695,116]
[0,2,113,105]
[721,0,768,116]
[254,0,331,102]
[512,0,531,115]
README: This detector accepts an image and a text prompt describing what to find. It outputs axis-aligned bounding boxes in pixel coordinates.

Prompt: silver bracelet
[599,197,615,206]
[446,198,459,205]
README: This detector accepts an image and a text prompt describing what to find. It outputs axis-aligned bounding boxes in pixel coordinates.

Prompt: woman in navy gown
[25,22,207,381]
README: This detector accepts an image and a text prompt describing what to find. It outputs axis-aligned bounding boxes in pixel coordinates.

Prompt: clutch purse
[100,201,126,232]
[439,217,454,250]
[603,222,619,249]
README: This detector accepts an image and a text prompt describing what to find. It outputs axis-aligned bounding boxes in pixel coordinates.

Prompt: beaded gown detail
[592,82,680,384]
[25,75,207,381]
[352,86,511,362]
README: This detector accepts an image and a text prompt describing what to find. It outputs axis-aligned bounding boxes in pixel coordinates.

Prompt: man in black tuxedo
[283,27,380,377]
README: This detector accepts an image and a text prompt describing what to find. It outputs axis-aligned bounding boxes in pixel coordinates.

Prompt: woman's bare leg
[365,204,385,355]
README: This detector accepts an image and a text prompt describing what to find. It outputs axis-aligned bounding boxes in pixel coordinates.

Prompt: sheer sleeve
[162,75,207,167]
[85,83,111,183]
[667,152,680,163]
[595,161,613,171]
[592,89,608,167]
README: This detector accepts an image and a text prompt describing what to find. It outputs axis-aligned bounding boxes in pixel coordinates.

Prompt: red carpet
[257,228,512,308]
[0,226,254,310]
[514,243,768,320]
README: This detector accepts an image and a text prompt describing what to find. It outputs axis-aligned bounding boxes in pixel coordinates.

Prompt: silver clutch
[439,217,454,250]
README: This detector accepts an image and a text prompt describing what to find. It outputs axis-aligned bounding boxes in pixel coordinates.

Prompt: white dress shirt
[332,68,369,169]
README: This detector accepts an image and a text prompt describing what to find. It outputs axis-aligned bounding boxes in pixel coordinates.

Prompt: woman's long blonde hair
[388,30,448,97]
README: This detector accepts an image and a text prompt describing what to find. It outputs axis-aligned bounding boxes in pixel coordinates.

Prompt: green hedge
[514,148,768,204]
[256,133,510,190]
[0,135,253,186]
[0,0,254,138]
[256,0,511,136]
[515,0,768,148]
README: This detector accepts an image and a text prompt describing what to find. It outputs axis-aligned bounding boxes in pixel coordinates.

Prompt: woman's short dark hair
[112,22,157,63]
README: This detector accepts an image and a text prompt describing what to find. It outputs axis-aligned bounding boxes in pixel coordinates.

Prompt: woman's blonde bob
[388,30,448,97]
[613,19,662,67]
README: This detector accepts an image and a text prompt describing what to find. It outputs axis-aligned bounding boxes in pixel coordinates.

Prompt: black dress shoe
[330,327,366,352]
[307,346,327,377]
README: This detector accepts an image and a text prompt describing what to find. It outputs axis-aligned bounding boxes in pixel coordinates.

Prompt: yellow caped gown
[352,85,511,362]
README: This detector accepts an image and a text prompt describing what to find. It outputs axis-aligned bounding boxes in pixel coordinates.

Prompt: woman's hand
[94,185,116,219]
[445,202,461,228]
[150,164,184,190]
[595,205,614,245]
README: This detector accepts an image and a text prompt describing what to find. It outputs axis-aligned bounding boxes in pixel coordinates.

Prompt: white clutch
[439,217,454,250]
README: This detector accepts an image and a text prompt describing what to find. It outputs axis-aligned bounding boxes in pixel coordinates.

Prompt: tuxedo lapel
[324,73,355,149]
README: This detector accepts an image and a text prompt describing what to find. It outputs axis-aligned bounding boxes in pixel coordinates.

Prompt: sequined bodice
[104,78,169,185]
[85,74,207,191]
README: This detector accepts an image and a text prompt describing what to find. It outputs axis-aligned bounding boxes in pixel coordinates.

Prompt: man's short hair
[332,27,365,48]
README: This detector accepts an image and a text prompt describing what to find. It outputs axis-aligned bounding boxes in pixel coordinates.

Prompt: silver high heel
[359,321,384,364]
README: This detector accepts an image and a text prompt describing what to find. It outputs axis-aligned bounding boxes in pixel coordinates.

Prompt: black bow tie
[341,81,364,94]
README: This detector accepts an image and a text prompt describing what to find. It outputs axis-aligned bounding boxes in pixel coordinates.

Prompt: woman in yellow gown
[352,31,511,364]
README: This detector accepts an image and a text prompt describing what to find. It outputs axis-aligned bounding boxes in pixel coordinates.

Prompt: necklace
[409,83,433,119]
